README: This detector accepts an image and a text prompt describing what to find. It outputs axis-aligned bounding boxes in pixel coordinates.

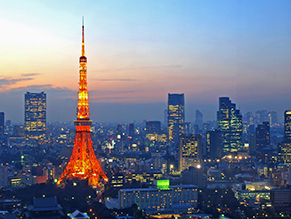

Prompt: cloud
[0,84,77,123]
[6,84,76,97]
[0,73,42,89]
[94,79,137,82]
[96,65,182,73]
[21,73,42,77]
[0,77,33,88]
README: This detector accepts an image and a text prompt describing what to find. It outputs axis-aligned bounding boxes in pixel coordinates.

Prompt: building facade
[24,92,46,140]
[118,184,198,210]
[179,134,202,171]
[217,97,242,154]
[146,121,161,135]
[256,122,270,159]
[0,112,4,136]
[279,111,291,165]
[167,93,185,145]
[206,130,222,160]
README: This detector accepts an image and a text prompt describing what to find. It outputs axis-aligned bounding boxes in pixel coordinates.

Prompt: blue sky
[0,1,291,123]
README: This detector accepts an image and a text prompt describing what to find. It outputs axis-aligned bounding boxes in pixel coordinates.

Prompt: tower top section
[77,17,90,120]
[80,16,87,63]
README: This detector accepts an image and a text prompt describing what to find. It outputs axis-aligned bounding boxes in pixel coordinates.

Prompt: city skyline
[1,0,291,123]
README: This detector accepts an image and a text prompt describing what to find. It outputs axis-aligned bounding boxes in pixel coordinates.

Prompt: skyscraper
[146,121,161,135]
[195,110,203,131]
[279,110,291,165]
[268,111,278,127]
[179,134,202,171]
[116,124,122,137]
[255,110,268,124]
[167,93,185,145]
[217,97,242,154]
[284,110,291,143]
[128,123,134,138]
[256,122,270,159]
[24,92,46,140]
[206,130,222,160]
[0,112,4,136]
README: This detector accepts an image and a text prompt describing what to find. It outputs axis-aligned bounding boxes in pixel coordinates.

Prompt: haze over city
[0,0,291,123]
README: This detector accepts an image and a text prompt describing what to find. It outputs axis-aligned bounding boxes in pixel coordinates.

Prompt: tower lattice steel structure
[57,18,108,187]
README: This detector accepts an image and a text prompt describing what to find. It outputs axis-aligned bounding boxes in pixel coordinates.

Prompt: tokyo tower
[57,18,108,187]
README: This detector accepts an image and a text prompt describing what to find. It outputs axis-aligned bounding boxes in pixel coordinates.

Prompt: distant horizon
[1,93,287,124]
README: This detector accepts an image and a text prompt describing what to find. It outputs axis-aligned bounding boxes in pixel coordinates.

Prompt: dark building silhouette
[194,124,199,135]
[249,133,256,156]
[255,110,268,124]
[217,97,242,154]
[116,124,122,136]
[13,125,25,137]
[164,109,167,127]
[146,121,161,134]
[284,110,291,143]
[206,130,222,159]
[244,111,254,126]
[128,123,134,137]
[0,113,6,147]
[181,166,207,188]
[0,112,4,136]
[279,110,291,165]
[268,111,278,127]
[195,110,203,131]
[5,119,12,136]
[24,92,46,141]
[26,197,64,218]
[184,122,192,134]
[270,189,291,210]
[256,122,270,159]
[167,93,185,145]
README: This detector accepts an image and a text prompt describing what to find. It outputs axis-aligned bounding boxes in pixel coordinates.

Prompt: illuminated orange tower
[57,18,108,187]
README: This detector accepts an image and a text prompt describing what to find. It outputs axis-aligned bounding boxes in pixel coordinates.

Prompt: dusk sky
[0,0,291,123]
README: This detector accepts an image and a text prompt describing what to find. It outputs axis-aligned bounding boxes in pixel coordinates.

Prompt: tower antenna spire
[82,16,85,56]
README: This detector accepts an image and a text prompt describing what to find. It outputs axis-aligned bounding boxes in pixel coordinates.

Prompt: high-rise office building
[249,133,256,156]
[244,112,254,126]
[268,111,278,127]
[195,110,203,131]
[284,111,291,143]
[116,124,122,136]
[146,121,161,134]
[255,110,268,124]
[167,93,185,145]
[256,122,270,159]
[217,97,242,154]
[206,130,222,160]
[279,111,291,165]
[128,123,134,138]
[179,134,202,171]
[0,166,8,188]
[0,112,4,136]
[24,92,46,140]
[164,109,167,127]
[0,113,5,147]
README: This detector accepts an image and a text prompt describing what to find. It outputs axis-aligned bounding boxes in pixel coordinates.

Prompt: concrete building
[118,181,198,212]
[217,97,242,154]
[24,92,46,141]
[0,166,8,188]
[179,134,202,171]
